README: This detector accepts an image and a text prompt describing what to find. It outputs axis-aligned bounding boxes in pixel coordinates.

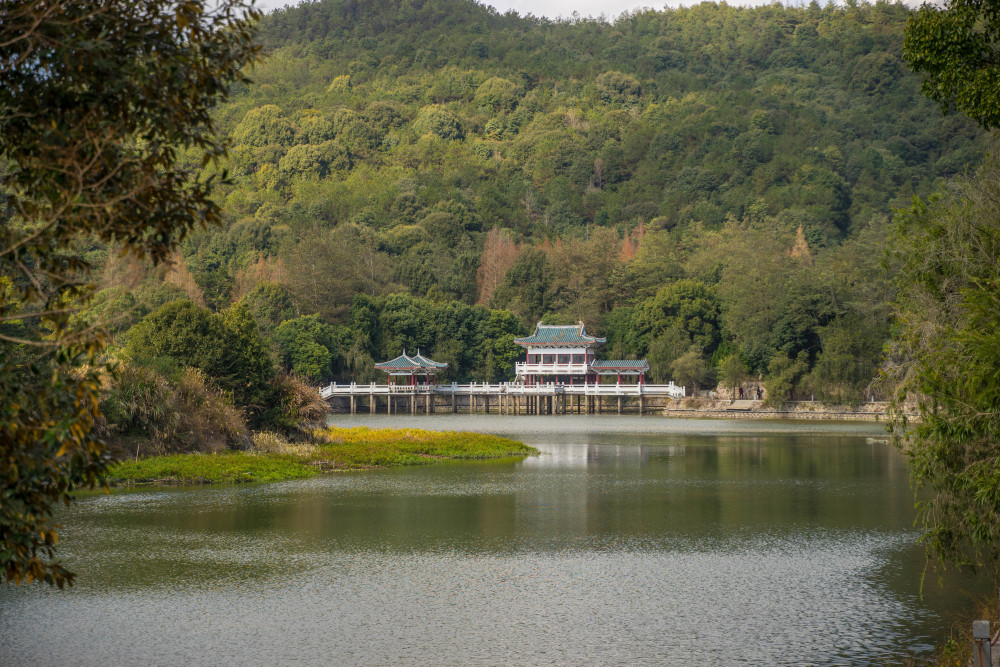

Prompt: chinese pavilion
[375,349,448,386]
[513,322,649,385]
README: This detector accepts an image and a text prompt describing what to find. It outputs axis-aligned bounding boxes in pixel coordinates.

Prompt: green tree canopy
[474,77,521,112]
[0,0,258,587]
[413,105,464,141]
[904,0,1000,129]
[274,314,344,383]
[888,151,1000,574]
[232,104,295,147]
[126,299,279,428]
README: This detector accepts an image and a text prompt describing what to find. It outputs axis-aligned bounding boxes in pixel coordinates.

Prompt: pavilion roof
[514,321,606,347]
[411,351,448,368]
[590,359,650,371]
[374,349,447,372]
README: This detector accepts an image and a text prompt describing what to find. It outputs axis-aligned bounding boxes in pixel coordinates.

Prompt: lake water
[0,416,985,665]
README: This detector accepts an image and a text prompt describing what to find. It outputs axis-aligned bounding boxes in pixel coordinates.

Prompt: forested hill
[97,0,981,401]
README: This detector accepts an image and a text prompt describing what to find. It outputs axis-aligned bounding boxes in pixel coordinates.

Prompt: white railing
[515,362,590,376]
[320,381,685,399]
[320,382,437,398]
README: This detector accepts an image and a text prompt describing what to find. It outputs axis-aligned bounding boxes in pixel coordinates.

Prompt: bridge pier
[321,382,684,416]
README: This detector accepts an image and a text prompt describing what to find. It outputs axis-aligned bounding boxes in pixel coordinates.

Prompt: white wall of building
[524,346,590,357]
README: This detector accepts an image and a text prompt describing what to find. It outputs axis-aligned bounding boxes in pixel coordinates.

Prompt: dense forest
[85,0,983,437]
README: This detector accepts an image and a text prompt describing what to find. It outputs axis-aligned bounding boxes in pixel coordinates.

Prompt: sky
[251,0,794,20]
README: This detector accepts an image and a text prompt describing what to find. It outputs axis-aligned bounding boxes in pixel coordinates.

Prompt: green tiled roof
[514,321,606,346]
[375,350,447,372]
[591,359,650,371]
[412,352,448,368]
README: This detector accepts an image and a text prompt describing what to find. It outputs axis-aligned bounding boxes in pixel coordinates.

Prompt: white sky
[251,0,797,21]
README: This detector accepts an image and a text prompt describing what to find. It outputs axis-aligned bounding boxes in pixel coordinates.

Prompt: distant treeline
[87,0,981,408]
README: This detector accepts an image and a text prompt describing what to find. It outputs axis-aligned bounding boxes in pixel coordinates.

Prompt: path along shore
[661,399,912,422]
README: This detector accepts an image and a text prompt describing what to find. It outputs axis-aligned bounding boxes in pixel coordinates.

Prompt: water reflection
[522,442,651,467]
[0,417,985,666]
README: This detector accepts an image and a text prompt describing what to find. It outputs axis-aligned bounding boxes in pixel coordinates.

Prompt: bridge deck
[320,382,685,400]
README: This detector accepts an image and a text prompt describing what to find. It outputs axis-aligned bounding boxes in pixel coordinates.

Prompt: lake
[0,416,984,665]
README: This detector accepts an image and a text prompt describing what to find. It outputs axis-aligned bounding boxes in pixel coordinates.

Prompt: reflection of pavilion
[520,443,652,468]
[514,322,650,385]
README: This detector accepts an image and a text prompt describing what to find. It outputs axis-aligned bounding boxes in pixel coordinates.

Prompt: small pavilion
[375,349,448,386]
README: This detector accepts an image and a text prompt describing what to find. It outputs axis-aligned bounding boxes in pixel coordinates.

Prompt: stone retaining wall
[660,400,915,422]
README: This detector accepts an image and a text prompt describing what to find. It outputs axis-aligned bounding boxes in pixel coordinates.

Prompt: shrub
[100,362,249,456]
[276,372,329,433]
[172,368,250,452]
[102,362,178,441]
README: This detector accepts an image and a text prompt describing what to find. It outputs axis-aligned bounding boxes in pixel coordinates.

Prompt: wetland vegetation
[106,426,536,485]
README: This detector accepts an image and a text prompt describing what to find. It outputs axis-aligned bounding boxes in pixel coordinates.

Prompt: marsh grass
[251,431,317,457]
[312,426,537,468]
[108,452,316,485]
[108,426,536,485]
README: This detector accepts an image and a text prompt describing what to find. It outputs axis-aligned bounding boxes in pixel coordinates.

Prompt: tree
[234,283,298,339]
[476,228,519,306]
[232,105,295,147]
[718,353,747,401]
[474,77,521,112]
[0,0,258,587]
[894,0,1000,577]
[904,0,1000,129]
[596,71,642,104]
[764,352,808,406]
[808,317,884,403]
[887,151,1000,574]
[274,314,342,383]
[413,105,464,141]
[670,346,707,392]
[126,300,279,428]
[278,141,350,177]
[282,228,365,322]
[632,279,722,358]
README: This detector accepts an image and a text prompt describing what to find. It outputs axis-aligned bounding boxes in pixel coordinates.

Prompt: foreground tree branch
[0,0,260,588]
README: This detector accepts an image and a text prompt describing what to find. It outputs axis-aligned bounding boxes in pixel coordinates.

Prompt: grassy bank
[107,426,536,486]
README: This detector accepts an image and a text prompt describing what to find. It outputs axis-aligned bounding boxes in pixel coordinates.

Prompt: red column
[640,373,645,385]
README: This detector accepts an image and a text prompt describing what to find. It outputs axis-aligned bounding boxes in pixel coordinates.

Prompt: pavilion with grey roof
[374,349,448,386]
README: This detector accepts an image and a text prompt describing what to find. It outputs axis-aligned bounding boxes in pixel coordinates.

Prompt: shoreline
[658,400,911,422]
[660,408,888,422]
